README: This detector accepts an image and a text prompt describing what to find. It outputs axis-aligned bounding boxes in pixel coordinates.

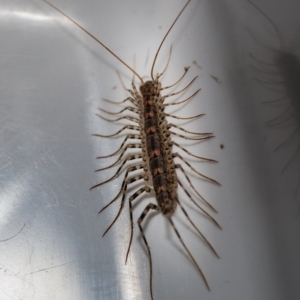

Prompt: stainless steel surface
[1,0,300,299]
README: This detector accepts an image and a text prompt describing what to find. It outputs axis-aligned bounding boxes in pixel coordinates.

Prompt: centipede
[41,0,221,298]
[247,0,300,210]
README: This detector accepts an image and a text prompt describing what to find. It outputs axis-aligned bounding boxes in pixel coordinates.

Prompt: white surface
[0,0,300,299]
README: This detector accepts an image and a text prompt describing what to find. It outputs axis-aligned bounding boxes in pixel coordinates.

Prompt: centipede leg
[169,218,210,291]
[138,203,159,300]
[102,174,144,237]
[126,186,153,263]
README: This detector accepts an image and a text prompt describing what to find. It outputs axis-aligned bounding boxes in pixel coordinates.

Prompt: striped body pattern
[92,74,221,299]
[142,80,178,217]
[40,0,221,298]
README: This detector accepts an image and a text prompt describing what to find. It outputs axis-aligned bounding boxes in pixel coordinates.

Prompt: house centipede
[41,0,221,298]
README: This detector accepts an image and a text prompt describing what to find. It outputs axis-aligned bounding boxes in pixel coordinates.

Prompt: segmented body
[92,72,221,300]
[40,1,221,299]
[142,80,177,217]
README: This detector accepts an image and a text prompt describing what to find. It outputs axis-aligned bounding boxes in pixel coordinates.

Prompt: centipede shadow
[247,0,300,214]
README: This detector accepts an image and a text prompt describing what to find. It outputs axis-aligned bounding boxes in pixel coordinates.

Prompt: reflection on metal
[0,11,54,21]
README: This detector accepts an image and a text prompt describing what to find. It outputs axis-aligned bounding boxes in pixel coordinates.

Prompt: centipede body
[39,0,221,299]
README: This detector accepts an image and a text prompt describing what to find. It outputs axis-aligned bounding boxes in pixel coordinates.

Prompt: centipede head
[140,80,161,96]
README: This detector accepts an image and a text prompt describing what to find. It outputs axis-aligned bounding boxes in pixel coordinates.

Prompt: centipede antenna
[151,0,191,80]
[41,0,144,83]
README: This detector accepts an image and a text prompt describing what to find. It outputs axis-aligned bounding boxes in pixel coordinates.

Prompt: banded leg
[160,64,189,90]
[163,88,199,107]
[101,174,144,237]
[98,106,139,115]
[102,96,137,106]
[175,197,219,257]
[125,186,153,263]
[96,134,141,158]
[165,112,204,120]
[92,124,140,138]
[138,203,159,300]
[161,76,198,98]
[173,153,220,185]
[96,114,140,124]
[128,83,142,104]
[91,163,144,189]
[169,130,213,141]
[177,179,220,228]
[96,151,143,171]
[175,164,219,215]
[168,123,212,136]
[172,141,217,162]
[169,218,210,291]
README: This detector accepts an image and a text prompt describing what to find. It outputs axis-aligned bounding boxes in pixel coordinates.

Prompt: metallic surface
[1,0,300,299]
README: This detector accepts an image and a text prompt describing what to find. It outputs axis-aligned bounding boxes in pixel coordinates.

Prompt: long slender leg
[175,197,219,257]
[177,179,220,227]
[156,45,173,81]
[98,170,144,215]
[164,89,199,107]
[128,84,143,105]
[167,123,212,136]
[253,78,286,85]
[281,140,300,175]
[173,153,221,185]
[91,163,144,190]
[275,127,299,152]
[138,203,160,300]
[102,96,137,106]
[96,151,142,172]
[165,112,204,120]
[266,106,292,126]
[172,141,217,162]
[160,64,189,90]
[101,174,144,237]
[116,71,130,92]
[126,186,153,263]
[96,134,141,158]
[96,143,142,163]
[162,76,198,98]
[249,64,281,75]
[92,125,140,138]
[96,114,140,124]
[169,218,210,291]
[249,53,276,66]
[170,130,214,141]
[263,95,287,105]
[176,164,219,215]
[98,106,139,115]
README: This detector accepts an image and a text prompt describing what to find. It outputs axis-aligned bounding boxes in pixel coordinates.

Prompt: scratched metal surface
[1,0,300,299]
